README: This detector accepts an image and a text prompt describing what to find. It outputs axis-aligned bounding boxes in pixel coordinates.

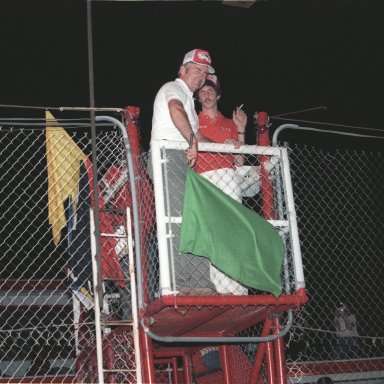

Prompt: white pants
[201,168,248,295]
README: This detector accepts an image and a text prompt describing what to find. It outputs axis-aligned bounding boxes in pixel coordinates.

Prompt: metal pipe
[220,345,232,384]
[250,316,272,383]
[86,3,105,381]
[272,124,300,146]
[182,355,193,384]
[272,123,384,147]
[95,115,144,309]
[265,338,275,384]
[139,327,155,383]
[150,142,173,295]
[280,148,305,289]
[90,209,105,384]
[141,310,293,343]
[273,315,287,384]
[127,208,143,383]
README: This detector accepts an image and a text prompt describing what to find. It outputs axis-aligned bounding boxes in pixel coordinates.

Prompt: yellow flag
[46,111,86,245]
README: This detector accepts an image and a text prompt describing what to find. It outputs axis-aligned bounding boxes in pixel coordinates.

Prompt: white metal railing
[150,139,304,296]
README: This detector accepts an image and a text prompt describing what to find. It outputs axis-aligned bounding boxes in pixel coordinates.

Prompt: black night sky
[1,0,384,147]
[1,0,384,370]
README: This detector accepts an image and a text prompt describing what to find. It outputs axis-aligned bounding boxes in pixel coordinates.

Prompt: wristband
[189,132,195,148]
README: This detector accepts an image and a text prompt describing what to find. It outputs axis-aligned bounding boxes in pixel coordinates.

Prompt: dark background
[1,0,384,366]
[1,0,384,147]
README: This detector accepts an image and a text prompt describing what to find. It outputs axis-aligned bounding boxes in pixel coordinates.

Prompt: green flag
[180,168,284,297]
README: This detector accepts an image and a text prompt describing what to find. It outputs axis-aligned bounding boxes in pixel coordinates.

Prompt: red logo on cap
[194,50,211,65]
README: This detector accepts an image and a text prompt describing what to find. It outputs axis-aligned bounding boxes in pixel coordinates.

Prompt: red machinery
[75,106,308,384]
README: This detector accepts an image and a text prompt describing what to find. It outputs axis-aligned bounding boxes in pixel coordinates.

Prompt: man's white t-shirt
[151,78,198,141]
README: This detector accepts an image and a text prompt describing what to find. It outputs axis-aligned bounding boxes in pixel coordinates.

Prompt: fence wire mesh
[282,131,384,383]
[141,139,300,384]
[1,115,383,384]
[0,117,137,383]
[147,140,298,300]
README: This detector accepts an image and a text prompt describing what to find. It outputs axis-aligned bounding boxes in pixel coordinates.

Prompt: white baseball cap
[182,49,215,74]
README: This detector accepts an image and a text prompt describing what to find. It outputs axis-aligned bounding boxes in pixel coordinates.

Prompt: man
[152,49,215,165]
[195,76,249,295]
[332,303,361,359]
[150,49,216,294]
[195,75,247,200]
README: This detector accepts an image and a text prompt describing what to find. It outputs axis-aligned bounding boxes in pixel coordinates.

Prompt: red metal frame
[257,112,286,384]
[250,313,272,383]
[73,108,308,383]
[182,355,193,384]
[131,110,307,383]
[273,315,286,384]
[139,327,156,383]
[153,357,179,383]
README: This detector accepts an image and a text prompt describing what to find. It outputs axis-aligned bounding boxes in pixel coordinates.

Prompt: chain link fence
[140,138,303,384]
[146,139,300,299]
[1,113,383,383]
[0,115,137,383]
[280,127,384,383]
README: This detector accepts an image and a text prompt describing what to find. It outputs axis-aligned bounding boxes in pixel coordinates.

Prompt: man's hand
[233,106,247,131]
[224,137,242,149]
[224,138,244,167]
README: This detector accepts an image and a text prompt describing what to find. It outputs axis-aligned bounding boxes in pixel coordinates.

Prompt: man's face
[180,63,209,92]
[198,85,218,109]
[337,305,348,316]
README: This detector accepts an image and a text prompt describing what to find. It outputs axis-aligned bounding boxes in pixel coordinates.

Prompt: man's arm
[168,99,198,167]
[233,107,247,166]
[233,106,247,141]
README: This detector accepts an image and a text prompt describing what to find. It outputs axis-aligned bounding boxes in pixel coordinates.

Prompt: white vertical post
[126,207,143,383]
[150,140,173,295]
[90,208,105,384]
[72,295,80,356]
[281,148,305,289]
